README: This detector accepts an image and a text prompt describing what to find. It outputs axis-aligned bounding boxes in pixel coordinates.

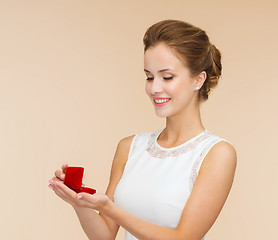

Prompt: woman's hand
[49,163,80,207]
[75,192,111,212]
[49,163,111,212]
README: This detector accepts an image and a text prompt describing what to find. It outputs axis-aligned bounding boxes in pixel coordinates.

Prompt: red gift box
[64,166,96,195]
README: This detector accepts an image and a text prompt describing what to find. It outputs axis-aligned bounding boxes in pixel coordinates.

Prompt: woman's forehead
[144,44,187,73]
[145,44,182,65]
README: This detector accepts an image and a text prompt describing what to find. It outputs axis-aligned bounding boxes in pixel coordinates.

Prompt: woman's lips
[153,98,171,107]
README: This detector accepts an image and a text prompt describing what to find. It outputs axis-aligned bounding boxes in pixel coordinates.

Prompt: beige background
[0,0,277,239]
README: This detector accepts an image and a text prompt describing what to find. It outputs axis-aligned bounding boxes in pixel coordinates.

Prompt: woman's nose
[150,78,163,95]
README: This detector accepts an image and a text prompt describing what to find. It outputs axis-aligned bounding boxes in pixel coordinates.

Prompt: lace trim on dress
[129,134,140,158]
[190,138,224,187]
[146,129,212,159]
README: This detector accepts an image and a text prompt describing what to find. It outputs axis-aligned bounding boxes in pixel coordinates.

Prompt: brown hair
[143,19,222,103]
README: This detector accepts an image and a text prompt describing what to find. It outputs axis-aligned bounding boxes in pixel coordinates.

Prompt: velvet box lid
[64,166,96,195]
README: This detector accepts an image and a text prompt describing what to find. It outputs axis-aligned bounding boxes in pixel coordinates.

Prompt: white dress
[113,128,231,240]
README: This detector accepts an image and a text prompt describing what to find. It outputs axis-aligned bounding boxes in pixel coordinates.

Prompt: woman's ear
[195,71,207,88]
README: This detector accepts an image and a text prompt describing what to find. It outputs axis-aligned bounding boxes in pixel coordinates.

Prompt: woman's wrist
[101,197,115,216]
[72,202,88,212]
[72,204,82,212]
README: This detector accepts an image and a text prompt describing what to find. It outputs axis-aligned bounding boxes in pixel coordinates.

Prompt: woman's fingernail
[60,174,65,179]
[77,195,83,199]
[49,185,53,190]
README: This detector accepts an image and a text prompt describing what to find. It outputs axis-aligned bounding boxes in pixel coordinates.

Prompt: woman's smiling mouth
[153,98,171,106]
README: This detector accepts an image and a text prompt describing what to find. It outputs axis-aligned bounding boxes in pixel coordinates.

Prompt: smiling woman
[143,20,222,104]
[49,19,237,240]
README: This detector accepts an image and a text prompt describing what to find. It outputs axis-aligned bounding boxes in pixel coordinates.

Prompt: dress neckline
[154,128,208,151]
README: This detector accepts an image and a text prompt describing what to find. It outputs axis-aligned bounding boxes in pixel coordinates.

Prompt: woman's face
[144,42,202,118]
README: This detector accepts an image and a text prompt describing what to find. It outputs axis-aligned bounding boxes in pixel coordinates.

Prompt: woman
[49,19,237,240]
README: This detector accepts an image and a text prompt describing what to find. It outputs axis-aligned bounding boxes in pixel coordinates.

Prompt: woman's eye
[145,76,173,81]
[164,77,173,80]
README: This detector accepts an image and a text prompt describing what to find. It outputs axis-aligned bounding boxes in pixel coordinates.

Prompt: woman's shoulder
[199,130,237,166]
[204,130,235,148]
[207,140,237,161]
[199,131,237,174]
[118,134,136,146]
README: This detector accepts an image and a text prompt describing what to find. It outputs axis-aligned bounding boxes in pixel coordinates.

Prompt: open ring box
[64,166,96,195]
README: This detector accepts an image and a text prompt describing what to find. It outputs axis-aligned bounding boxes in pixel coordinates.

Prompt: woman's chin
[154,110,172,118]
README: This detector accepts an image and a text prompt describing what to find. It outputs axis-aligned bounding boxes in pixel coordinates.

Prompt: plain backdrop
[0,0,277,239]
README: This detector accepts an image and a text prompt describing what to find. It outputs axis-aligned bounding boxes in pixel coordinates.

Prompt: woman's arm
[75,140,237,240]
[98,135,136,238]
[49,135,135,240]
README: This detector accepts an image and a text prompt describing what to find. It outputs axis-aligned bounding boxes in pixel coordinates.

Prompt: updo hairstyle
[143,19,222,103]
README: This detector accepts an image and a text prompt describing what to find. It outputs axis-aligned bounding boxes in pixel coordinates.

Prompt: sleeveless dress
[113,128,232,240]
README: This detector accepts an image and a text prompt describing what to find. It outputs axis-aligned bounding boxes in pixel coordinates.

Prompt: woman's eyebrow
[144,69,172,73]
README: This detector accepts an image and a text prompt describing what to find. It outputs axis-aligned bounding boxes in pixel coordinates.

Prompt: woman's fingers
[75,193,110,211]
[49,179,108,211]
[55,169,65,180]
[51,183,66,198]
[62,163,68,174]
[51,176,62,182]
[49,164,99,209]
[75,193,96,208]
[53,163,68,181]
[49,180,77,205]
[54,187,74,206]
[76,192,92,201]
[54,180,77,199]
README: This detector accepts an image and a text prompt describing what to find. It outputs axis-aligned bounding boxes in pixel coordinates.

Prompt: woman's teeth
[154,98,170,103]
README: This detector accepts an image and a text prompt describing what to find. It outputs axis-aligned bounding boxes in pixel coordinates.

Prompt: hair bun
[210,44,222,72]
[198,43,222,102]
